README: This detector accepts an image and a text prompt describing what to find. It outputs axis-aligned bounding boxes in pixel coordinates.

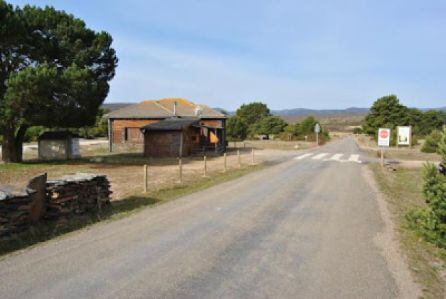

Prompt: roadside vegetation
[371,164,446,298]
[407,130,446,249]
[422,130,444,153]
[226,102,329,143]
[362,94,445,146]
[371,129,446,298]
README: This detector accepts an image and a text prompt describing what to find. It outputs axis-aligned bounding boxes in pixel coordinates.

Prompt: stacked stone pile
[45,173,112,221]
[0,173,112,238]
[0,187,35,238]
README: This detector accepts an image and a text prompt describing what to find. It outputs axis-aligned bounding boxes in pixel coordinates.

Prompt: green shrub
[421,130,442,153]
[352,127,362,134]
[408,129,446,248]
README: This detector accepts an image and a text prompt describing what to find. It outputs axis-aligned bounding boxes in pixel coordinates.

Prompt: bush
[353,127,362,134]
[408,129,446,249]
[421,130,442,153]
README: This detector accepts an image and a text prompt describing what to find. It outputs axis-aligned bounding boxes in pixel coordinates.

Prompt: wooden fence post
[224,152,227,172]
[178,157,183,183]
[237,150,241,169]
[203,155,207,177]
[380,149,384,167]
[251,148,255,165]
[143,164,148,193]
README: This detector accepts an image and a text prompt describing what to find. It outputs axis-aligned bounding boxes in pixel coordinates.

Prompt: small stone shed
[140,117,226,157]
[38,131,81,160]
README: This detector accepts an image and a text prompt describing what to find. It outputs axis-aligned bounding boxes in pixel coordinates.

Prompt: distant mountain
[271,107,369,117]
[105,103,445,117]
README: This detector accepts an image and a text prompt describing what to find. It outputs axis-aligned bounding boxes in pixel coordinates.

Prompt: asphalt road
[0,137,402,298]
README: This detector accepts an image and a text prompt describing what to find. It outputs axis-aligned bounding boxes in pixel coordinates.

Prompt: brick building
[106,98,226,156]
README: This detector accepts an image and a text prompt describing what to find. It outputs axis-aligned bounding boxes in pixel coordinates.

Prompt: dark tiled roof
[140,118,200,132]
[107,98,225,119]
[38,131,79,141]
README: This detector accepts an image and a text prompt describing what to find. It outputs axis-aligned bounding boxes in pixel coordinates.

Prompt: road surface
[0,137,410,298]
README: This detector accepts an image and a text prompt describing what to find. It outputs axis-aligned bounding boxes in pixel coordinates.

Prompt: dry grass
[356,135,441,162]
[0,148,266,200]
[1,138,298,200]
[370,164,446,298]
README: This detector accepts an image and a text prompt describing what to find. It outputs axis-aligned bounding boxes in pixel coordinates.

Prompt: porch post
[108,118,113,153]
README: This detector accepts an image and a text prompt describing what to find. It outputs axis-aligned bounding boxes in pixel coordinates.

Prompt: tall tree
[0,1,117,162]
[251,116,287,136]
[299,116,318,135]
[226,116,248,141]
[418,110,446,136]
[235,102,271,125]
[363,95,410,135]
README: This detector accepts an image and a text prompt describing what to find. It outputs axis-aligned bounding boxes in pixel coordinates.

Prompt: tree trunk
[1,125,28,163]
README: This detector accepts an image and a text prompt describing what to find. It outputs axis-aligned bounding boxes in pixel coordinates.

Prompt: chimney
[173,101,177,116]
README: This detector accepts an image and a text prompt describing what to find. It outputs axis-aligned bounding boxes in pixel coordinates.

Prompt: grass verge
[0,164,264,257]
[370,164,446,298]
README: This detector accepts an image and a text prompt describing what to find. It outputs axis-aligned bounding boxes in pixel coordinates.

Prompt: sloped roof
[38,131,80,141]
[140,117,200,131]
[107,98,225,119]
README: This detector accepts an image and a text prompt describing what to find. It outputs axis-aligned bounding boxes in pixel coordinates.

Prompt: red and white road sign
[378,128,391,147]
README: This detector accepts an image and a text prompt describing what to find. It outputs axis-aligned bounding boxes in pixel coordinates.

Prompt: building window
[123,128,128,142]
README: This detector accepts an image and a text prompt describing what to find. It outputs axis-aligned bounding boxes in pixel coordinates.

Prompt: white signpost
[397,126,411,147]
[378,128,391,166]
[314,123,321,146]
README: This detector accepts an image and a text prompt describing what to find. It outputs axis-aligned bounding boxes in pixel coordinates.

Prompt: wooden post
[143,164,148,193]
[251,148,255,165]
[237,150,241,169]
[179,131,184,158]
[203,155,207,177]
[380,149,384,167]
[223,152,227,172]
[178,158,183,183]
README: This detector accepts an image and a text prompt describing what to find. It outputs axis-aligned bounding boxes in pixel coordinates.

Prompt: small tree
[409,129,446,248]
[299,116,318,135]
[226,116,248,141]
[251,116,287,137]
[421,130,443,153]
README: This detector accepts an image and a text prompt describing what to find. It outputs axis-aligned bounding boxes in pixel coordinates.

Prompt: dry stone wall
[0,187,36,239]
[45,173,111,221]
[0,173,112,239]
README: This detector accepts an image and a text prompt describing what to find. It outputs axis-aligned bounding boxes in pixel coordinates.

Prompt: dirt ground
[0,141,301,201]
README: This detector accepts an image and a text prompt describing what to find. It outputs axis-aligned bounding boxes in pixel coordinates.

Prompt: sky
[8,0,446,110]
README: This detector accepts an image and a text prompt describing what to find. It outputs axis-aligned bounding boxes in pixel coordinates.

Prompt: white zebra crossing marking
[312,153,329,160]
[327,153,343,161]
[294,152,362,164]
[348,154,361,163]
[294,153,313,160]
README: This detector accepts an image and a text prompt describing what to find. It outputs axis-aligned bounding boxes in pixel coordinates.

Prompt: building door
[126,128,143,142]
